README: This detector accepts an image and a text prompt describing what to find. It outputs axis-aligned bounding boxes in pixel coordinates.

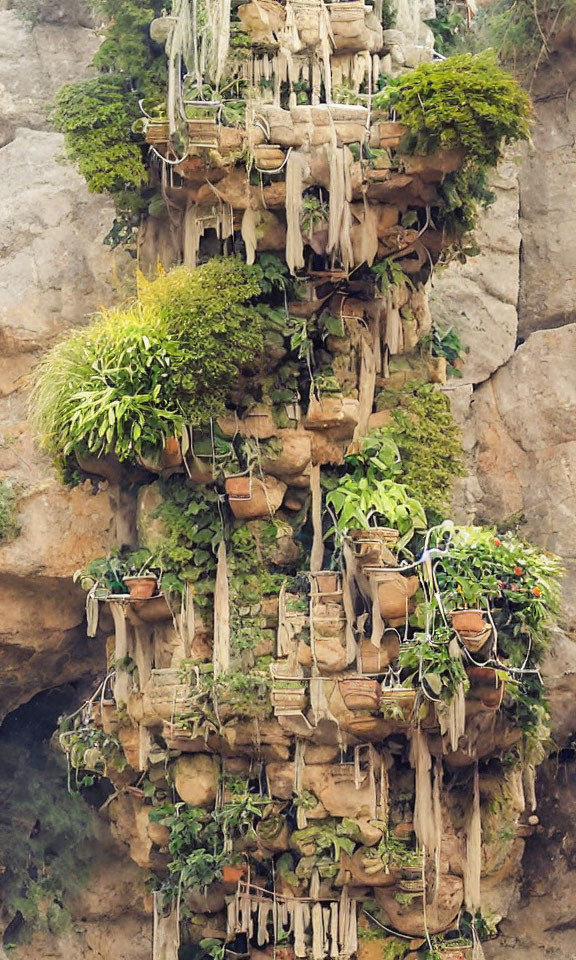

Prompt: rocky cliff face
[429,44,576,960]
[0,0,135,721]
[1,4,575,960]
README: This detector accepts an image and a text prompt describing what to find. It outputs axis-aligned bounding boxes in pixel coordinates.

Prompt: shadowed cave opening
[0,682,114,949]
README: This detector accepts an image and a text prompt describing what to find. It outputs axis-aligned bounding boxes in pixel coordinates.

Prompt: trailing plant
[30,259,263,466]
[0,477,20,541]
[150,802,227,902]
[374,51,531,167]
[153,477,223,599]
[51,0,166,236]
[378,382,466,519]
[52,76,148,210]
[422,325,469,377]
[59,720,126,789]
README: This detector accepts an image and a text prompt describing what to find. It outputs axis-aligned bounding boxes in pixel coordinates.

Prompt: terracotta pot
[440,947,472,960]
[467,666,497,685]
[225,475,286,519]
[450,609,487,634]
[161,436,183,468]
[339,678,382,711]
[122,575,158,600]
[480,684,504,709]
[304,396,359,435]
[222,864,246,885]
[369,571,419,621]
[393,821,414,839]
[349,528,399,568]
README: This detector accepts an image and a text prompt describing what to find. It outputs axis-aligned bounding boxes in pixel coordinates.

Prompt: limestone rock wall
[0,1,134,720]
[429,45,576,960]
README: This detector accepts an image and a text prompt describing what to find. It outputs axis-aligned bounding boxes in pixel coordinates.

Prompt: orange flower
[514,566,523,575]
[533,586,541,597]
[494,537,501,546]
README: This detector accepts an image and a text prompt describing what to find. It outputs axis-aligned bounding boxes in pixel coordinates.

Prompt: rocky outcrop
[0,2,133,718]
[429,156,521,386]
[517,51,576,337]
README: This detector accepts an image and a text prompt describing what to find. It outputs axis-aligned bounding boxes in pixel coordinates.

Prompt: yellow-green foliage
[30,259,263,465]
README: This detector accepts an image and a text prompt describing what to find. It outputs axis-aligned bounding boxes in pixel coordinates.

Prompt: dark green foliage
[0,736,96,939]
[51,0,166,221]
[384,383,465,517]
[154,478,223,599]
[437,164,497,240]
[375,51,532,167]
[52,75,147,206]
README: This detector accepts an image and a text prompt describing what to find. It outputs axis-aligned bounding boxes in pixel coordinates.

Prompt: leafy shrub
[384,383,465,517]
[30,259,263,465]
[51,0,166,220]
[52,75,148,208]
[0,478,20,541]
[375,50,532,167]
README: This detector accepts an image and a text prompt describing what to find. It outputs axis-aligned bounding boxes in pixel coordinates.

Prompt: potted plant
[123,557,159,600]
[301,194,329,254]
[339,677,382,711]
[326,476,427,551]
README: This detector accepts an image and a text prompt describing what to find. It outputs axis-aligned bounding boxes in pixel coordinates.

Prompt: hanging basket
[439,947,473,960]
[185,101,221,148]
[367,570,419,621]
[309,570,342,602]
[149,14,176,43]
[397,877,425,893]
[144,119,170,145]
[348,528,399,568]
[379,687,416,724]
[271,686,308,711]
[339,678,382,711]
[449,609,487,634]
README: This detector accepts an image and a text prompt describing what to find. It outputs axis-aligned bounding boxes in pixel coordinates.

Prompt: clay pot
[450,610,492,653]
[379,688,416,724]
[225,475,286,519]
[222,864,246,885]
[450,609,486,634]
[122,576,158,600]
[368,571,419,621]
[348,528,399,568]
[339,678,382,711]
[439,948,473,960]
[304,396,359,436]
[161,436,183,468]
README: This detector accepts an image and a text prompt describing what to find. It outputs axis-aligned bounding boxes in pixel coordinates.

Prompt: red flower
[494,537,501,546]
[514,566,523,575]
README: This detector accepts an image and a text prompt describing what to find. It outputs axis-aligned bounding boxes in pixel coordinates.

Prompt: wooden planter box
[271,687,308,711]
